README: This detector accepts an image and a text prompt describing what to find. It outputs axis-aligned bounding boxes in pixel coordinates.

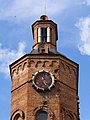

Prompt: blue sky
[0,0,90,119]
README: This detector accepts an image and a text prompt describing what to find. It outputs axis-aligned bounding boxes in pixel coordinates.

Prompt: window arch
[41,28,47,42]
[36,111,48,120]
[65,114,72,120]
[34,106,54,120]
[14,113,20,120]
[10,109,25,120]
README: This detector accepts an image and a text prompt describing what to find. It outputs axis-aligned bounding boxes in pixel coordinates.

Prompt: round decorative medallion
[32,70,55,91]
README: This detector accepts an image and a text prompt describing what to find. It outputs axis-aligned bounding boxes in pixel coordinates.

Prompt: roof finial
[44,0,47,15]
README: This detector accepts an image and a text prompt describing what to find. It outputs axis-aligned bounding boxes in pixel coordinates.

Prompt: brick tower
[10,15,79,120]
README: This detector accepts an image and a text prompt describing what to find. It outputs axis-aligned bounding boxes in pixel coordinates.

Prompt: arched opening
[36,111,48,120]
[65,114,74,120]
[38,27,51,43]
[41,28,47,42]
[66,115,71,120]
[14,113,20,120]
[10,110,25,120]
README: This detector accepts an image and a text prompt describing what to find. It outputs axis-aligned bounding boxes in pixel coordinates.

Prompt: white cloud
[85,0,90,5]
[0,41,26,76]
[75,17,90,55]
[0,0,79,22]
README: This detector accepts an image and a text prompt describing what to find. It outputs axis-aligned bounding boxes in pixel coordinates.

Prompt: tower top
[40,15,48,20]
[31,15,58,54]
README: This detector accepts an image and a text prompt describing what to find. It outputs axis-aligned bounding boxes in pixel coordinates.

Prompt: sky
[0,0,90,119]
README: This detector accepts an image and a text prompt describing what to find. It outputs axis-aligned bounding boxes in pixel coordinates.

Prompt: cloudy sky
[0,0,90,119]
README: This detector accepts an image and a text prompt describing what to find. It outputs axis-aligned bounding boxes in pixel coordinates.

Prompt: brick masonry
[10,54,79,120]
[10,15,79,120]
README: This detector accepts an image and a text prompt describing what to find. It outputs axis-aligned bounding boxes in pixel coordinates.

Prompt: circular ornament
[32,70,55,91]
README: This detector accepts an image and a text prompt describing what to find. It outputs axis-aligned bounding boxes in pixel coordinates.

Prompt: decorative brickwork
[10,15,79,120]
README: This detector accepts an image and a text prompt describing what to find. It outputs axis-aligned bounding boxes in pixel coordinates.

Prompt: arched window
[65,114,74,120]
[14,113,20,120]
[10,110,25,120]
[41,28,47,42]
[36,111,48,120]
[66,115,72,120]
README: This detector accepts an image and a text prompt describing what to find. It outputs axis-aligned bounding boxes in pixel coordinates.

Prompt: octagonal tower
[10,15,80,120]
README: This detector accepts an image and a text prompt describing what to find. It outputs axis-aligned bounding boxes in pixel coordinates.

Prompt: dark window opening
[41,28,47,42]
[41,49,45,53]
[36,111,48,120]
